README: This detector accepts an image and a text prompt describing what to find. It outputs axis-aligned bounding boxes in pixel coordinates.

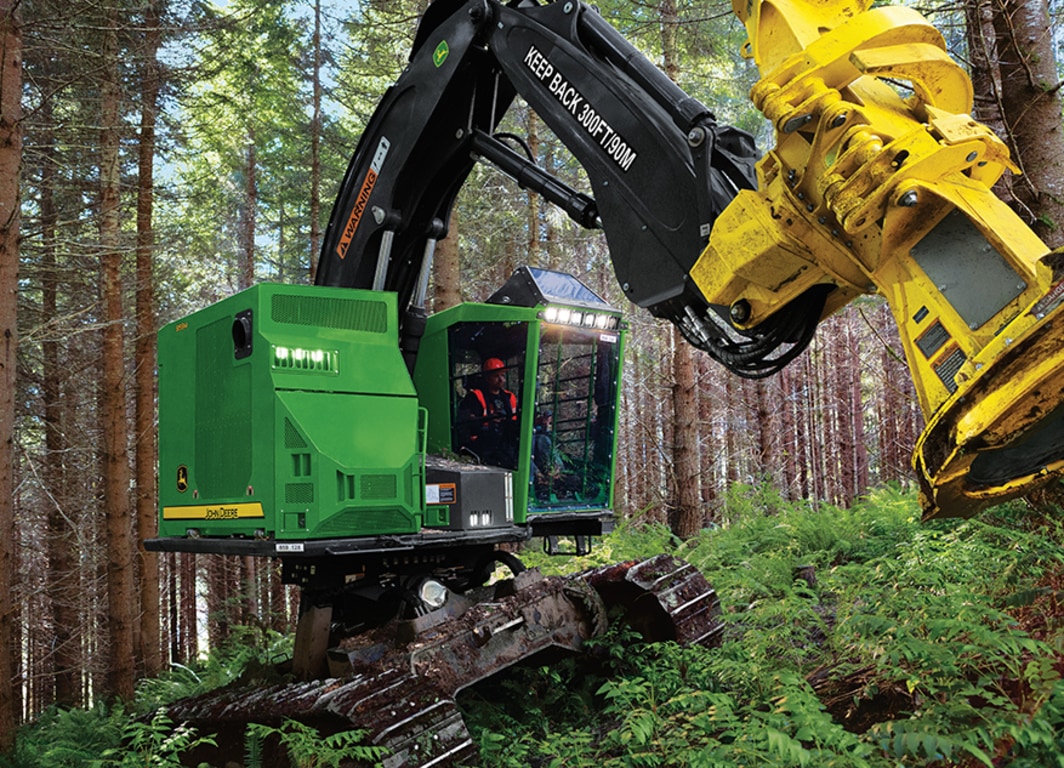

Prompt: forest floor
[460,484,1064,767]
[3,484,1062,767]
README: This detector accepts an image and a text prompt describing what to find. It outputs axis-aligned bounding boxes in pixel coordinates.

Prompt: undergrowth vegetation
[3,485,1062,767]
[0,626,291,768]
[463,485,1064,767]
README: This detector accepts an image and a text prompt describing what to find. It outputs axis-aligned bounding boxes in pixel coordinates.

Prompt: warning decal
[336,136,391,259]
[426,483,457,505]
[523,45,638,173]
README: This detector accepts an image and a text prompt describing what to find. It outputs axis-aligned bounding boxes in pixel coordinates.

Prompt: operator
[457,357,519,468]
[532,409,582,499]
[533,410,562,478]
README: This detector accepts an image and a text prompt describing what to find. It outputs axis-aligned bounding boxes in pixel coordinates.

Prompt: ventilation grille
[337,472,356,501]
[285,483,314,504]
[284,419,307,449]
[272,294,388,333]
[315,509,413,535]
[361,474,398,500]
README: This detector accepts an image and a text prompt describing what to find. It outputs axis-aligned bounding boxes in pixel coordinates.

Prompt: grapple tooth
[583,554,724,647]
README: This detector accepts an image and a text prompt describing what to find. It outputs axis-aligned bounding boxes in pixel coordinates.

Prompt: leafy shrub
[4,625,291,768]
[0,705,213,768]
[0,703,124,768]
[462,487,1064,768]
[135,625,293,714]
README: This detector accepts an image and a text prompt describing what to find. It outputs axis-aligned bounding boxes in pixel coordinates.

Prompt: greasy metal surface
[164,555,721,767]
[968,400,1064,486]
[916,297,1064,518]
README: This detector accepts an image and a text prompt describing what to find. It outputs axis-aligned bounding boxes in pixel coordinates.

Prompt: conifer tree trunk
[800,352,818,498]
[658,0,702,537]
[135,0,163,678]
[243,556,257,626]
[848,316,869,495]
[179,554,198,662]
[965,0,1007,147]
[526,111,541,264]
[240,124,257,289]
[833,322,856,504]
[671,328,702,537]
[965,0,1015,204]
[434,208,461,311]
[309,0,322,281]
[0,0,21,746]
[100,5,136,701]
[990,0,1064,246]
[697,356,718,506]
[779,369,800,498]
[40,93,82,707]
[207,555,231,649]
[753,378,774,486]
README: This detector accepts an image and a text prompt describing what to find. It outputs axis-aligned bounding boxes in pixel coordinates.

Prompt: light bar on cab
[541,305,620,331]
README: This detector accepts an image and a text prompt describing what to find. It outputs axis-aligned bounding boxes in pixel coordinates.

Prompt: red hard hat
[483,357,505,371]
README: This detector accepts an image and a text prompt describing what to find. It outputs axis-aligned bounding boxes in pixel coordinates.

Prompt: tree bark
[753,378,774,487]
[179,554,198,663]
[671,328,702,537]
[774,365,800,495]
[658,0,702,537]
[207,555,231,650]
[100,5,136,701]
[724,372,741,486]
[40,91,82,707]
[697,355,718,508]
[848,315,869,497]
[135,0,163,679]
[434,208,461,311]
[309,0,323,281]
[240,124,257,289]
[833,319,856,504]
[991,0,1064,246]
[526,110,540,264]
[0,0,21,746]
[965,0,1007,139]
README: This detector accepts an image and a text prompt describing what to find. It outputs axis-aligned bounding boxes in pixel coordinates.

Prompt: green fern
[245,719,388,768]
[93,709,216,768]
[245,725,265,768]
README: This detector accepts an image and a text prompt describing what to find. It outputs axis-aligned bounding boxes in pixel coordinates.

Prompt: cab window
[530,324,620,509]
[447,322,528,469]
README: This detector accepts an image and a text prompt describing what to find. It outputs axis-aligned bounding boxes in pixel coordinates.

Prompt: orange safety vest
[470,388,518,418]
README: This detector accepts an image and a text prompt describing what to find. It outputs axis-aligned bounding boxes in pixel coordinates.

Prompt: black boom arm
[317,0,759,353]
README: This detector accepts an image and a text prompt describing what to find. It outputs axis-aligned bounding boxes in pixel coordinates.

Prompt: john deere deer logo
[433,40,449,68]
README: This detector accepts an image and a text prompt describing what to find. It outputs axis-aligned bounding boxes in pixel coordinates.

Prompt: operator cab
[414,267,625,538]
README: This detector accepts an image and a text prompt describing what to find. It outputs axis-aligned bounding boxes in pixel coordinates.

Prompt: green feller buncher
[147,0,1064,764]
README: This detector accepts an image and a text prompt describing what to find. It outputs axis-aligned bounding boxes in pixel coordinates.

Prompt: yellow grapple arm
[694,0,1064,517]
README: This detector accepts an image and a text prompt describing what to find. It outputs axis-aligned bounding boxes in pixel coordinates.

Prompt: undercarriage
[163,554,721,767]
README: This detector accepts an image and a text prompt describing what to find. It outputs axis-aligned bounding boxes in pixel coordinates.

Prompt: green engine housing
[157,284,425,540]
